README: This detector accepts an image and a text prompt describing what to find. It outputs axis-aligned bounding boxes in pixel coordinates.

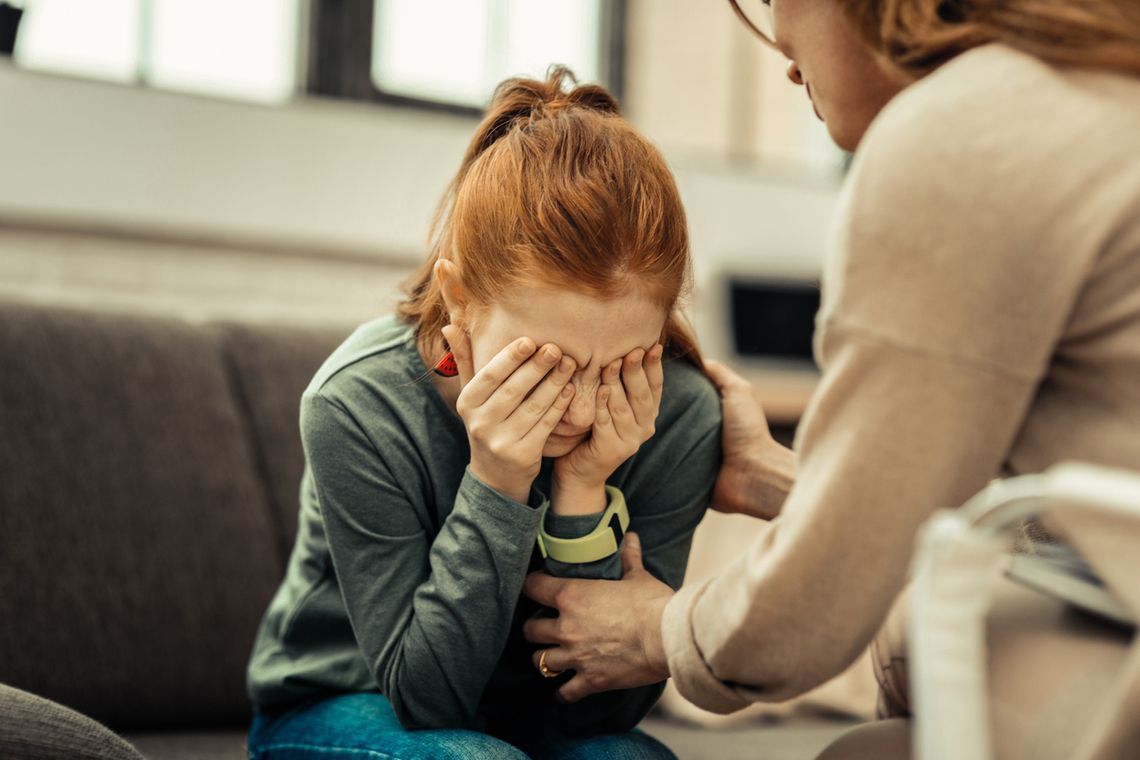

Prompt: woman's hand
[444,325,577,504]
[552,345,664,513]
[523,532,673,701]
[705,359,796,520]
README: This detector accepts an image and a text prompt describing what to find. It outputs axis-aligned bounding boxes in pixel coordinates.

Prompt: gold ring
[538,649,563,678]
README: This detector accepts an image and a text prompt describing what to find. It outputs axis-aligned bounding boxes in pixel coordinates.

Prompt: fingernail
[558,357,574,373]
[561,384,575,398]
[649,345,663,362]
[518,338,535,355]
[543,346,559,362]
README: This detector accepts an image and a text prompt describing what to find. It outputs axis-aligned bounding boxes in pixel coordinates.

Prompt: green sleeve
[302,392,542,731]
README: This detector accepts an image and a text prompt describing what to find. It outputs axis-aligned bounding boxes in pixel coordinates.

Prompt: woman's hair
[397,67,704,370]
[846,0,1140,77]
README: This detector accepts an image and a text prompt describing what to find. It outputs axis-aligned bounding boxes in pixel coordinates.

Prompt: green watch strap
[536,485,630,564]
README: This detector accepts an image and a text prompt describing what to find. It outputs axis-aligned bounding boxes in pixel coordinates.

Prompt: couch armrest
[0,684,144,760]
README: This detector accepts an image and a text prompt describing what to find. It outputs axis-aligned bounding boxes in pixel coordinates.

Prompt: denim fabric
[247,693,676,760]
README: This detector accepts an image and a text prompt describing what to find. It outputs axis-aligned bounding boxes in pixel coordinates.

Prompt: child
[246,68,721,760]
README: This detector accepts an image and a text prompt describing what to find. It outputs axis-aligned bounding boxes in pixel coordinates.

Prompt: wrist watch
[536,485,630,564]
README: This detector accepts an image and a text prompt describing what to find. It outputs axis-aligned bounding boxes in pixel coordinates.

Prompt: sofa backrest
[0,300,346,730]
[213,321,350,564]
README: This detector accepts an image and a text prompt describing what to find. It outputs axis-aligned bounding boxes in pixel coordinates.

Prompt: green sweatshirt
[247,315,721,736]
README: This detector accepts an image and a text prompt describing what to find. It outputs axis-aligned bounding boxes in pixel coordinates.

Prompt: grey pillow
[0,684,143,760]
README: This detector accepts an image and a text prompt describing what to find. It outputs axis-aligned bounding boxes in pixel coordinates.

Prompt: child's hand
[551,345,664,513]
[444,326,577,504]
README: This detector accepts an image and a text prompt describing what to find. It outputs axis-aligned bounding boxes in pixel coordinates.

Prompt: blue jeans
[247,692,677,760]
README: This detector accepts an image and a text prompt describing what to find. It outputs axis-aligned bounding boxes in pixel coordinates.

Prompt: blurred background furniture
[910,465,1140,760]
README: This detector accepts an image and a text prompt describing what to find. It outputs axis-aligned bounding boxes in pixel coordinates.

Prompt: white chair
[908,463,1140,760]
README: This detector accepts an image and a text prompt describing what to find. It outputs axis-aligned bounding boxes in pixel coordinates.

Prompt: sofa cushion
[0,302,282,730]
[213,322,349,563]
[0,683,144,760]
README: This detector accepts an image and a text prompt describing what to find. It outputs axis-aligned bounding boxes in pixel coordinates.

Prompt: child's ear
[434,259,468,327]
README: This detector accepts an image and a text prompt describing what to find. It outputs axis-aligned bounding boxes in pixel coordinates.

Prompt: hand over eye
[444,326,577,503]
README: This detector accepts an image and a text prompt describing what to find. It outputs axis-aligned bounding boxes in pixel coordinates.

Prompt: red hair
[398,67,703,370]
[847,0,1140,77]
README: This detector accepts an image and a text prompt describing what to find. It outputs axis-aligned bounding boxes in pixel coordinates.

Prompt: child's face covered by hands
[456,282,667,459]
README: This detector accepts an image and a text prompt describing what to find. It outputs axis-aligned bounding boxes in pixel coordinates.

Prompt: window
[10,0,621,112]
[372,0,609,110]
[311,0,625,113]
[12,0,300,104]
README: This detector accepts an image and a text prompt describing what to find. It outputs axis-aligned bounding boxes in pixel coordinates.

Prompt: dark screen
[729,279,820,363]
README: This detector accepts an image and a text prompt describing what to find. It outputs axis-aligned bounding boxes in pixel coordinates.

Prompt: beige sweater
[663,44,1140,712]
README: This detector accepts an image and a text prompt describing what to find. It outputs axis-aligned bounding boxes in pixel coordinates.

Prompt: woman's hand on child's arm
[444,325,577,504]
[552,344,664,514]
[524,532,673,702]
[704,359,795,520]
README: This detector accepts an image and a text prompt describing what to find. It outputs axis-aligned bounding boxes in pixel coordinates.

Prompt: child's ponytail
[458,67,620,185]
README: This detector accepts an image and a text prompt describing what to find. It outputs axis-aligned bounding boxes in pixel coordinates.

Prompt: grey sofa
[0,299,347,759]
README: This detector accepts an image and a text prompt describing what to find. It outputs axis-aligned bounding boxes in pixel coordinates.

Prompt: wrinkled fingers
[509,354,576,434]
[620,347,662,431]
[522,380,577,447]
[603,359,638,441]
[479,343,564,420]
[457,337,537,412]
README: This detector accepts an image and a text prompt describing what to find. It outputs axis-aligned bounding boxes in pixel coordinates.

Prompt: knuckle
[552,585,575,610]
[553,619,571,644]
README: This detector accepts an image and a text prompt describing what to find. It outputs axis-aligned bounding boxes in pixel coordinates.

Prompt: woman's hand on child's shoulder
[444,325,577,504]
[552,345,664,513]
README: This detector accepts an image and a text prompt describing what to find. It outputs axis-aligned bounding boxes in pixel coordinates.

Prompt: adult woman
[245,70,721,759]
[524,1,1140,757]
